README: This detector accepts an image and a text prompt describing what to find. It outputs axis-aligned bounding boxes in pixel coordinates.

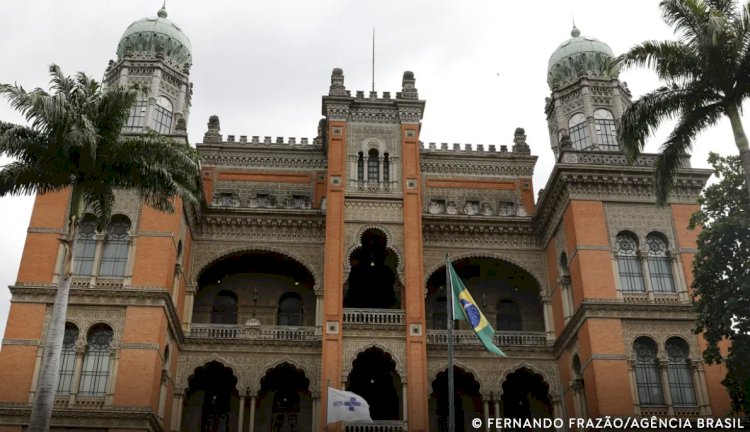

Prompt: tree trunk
[726,104,750,199]
[27,217,78,432]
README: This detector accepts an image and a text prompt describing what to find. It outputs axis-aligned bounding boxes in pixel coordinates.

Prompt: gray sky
[0,0,744,339]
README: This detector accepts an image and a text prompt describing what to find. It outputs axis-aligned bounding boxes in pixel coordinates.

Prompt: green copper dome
[547,26,617,88]
[117,6,192,69]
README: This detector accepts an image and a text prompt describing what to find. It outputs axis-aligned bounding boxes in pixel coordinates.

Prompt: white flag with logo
[326,387,373,424]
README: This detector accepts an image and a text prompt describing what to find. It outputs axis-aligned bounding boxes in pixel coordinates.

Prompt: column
[672,255,689,302]
[611,251,624,299]
[695,363,712,416]
[105,348,120,406]
[28,347,44,403]
[184,286,196,332]
[483,399,490,432]
[378,157,384,190]
[641,253,654,300]
[158,371,168,419]
[542,297,555,341]
[552,395,564,423]
[560,277,571,323]
[248,395,257,432]
[312,396,320,432]
[238,394,245,432]
[659,361,674,415]
[171,392,184,432]
[402,382,408,425]
[69,346,85,404]
[493,400,500,432]
[89,235,105,287]
[315,294,324,328]
[123,235,137,287]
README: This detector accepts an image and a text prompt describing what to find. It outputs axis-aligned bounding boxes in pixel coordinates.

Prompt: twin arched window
[124,96,173,134]
[211,290,238,324]
[567,109,618,151]
[357,149,390,184]
[277,292,303,326]
[496,299,522,331]
[594,109,618,150]
[58,322,114,397]
[616,232,676,294]
[151,96,173,134]
[568,113,590,150]
[633,336,696,407]
[73,214,132,278]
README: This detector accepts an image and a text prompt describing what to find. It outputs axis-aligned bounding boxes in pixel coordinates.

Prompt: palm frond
[654,101,725,204]
[617,40,702,83]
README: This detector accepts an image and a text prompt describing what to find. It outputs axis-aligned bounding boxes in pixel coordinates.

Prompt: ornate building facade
[0,7,732,432]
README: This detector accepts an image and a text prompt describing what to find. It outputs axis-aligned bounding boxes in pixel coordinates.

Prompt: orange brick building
[0,7,732,432]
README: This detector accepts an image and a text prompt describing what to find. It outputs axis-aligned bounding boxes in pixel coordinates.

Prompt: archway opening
[256,362,312,432]
[346,347,402,420]
[500,368,553,425]
[425,257,543,332]
[194,251,315,326]
[182,361,239,432]
[429,367,482,432]
[344,229,400,309]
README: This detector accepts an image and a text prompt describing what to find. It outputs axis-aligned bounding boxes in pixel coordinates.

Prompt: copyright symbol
[472,418,482,429]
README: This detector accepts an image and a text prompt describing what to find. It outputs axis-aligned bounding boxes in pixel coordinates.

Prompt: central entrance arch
[182,361,239,432]
[346,347,402,420]
[429,366,482,432]
[256,363,312,432]
[500,367,553,428]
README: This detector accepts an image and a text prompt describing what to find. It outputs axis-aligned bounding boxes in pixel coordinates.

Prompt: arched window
[151,96,173,134]
[594,109,618,150]
[367,149,379,183]
[568,113,591,150]
[646,234,676,293]
[357,152,364,182]
[212,290,238,324]
[433,296,447,329]
[616,233,645,292]
[73,214,97,276]
[99,215,131,277]
[277,292,303,326]
[666,337,696,406]
[383,153,390,184]
[496,299,522,331]
[633,336,664,406]
[79,324,113,396]
[57,322,79,395]
[124,100,148,132]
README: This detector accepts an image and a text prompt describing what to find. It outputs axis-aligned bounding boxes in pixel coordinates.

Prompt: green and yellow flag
[448,261,506,356]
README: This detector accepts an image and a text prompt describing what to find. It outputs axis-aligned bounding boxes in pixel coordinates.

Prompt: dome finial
[157,1,168,18]
[571,16,580,37]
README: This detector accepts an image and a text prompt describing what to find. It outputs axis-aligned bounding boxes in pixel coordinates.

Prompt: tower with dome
[0,7,732,432]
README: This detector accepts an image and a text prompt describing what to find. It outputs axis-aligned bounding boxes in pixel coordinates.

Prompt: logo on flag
[448,260,506,356]
[327,387,373,424]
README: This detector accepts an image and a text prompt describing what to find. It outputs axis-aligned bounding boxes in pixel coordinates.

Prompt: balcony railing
[342,308,405,327]
[188,324,320,342]
[344,420,406,431]
[426,329,547,347]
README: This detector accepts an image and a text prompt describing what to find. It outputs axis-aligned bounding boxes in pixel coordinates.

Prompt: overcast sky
[0,0,744,340]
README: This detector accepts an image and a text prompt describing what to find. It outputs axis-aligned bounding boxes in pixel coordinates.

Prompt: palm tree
[617,0,750,204]
[0,65,202,432]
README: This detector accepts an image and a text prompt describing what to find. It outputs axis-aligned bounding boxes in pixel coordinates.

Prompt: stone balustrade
[426,329,547,347]
[188,324,320,342]
[344,420,406,431]
[342,308,405,327]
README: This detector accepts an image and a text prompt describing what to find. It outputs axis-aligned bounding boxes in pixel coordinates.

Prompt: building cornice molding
[420,152,537,177]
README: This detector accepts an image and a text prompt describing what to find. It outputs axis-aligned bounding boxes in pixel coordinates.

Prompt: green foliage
[691,152,750,413]
[0,64,202,229]
[617,0,750,204]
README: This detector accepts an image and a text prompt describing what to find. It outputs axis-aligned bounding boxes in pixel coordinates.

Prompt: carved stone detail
[58,306,126,346]
[189,242,324,292]
[342,338,406,381]
[345,200,403,223]
[423,249,549,296]
[604,203,678,249]
[621,320,702,360]
[176,351,321,394]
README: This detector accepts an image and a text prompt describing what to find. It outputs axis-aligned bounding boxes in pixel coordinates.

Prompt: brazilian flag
[448,261,506,356]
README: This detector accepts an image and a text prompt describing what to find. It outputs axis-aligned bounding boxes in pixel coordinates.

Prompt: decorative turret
[104,5,193,136]
[544,25,632,157]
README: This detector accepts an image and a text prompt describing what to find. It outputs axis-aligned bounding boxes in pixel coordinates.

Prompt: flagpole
[445,254,455,432]
[325,379,330,432]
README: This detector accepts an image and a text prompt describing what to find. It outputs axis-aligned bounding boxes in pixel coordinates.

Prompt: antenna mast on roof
[372,28,375,93]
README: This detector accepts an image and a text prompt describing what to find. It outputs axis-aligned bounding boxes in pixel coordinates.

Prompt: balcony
[342,308,405,329]
[187,324,321,344]
[426,329,547,347]
[344,420,406,431]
